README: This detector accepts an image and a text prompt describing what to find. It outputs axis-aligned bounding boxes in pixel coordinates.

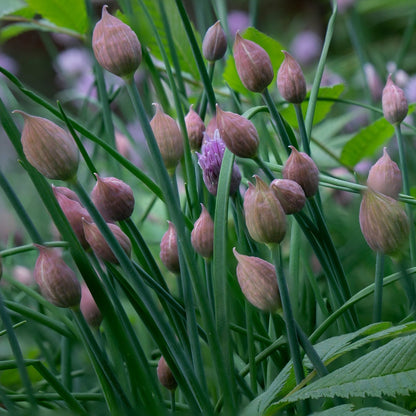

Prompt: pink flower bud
[160,221,180,274]
[216,104,259,158]
[270,178,306,214]
[92,5,142,79]
[382,74,408,125]
[34,246,81,308]
[91,174,134,222]
[202,21,227,62]
[206,116,218,138]
[185,105,205,151]
[157,356,177,391]
[277,51,307,104]
[191,204,214,258]
[80,283,102,328]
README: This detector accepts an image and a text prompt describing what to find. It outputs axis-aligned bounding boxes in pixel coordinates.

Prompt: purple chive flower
[227,10,250,38]
[197,129,241,196]
[405,75,416,103]
[290,30,322,66]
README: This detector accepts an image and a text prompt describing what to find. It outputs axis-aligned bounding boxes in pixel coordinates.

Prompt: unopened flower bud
[53,187,91,248]
[197,130,241,196]
[82,219,131,264]
[367,148,402,199]
[34,245,81,308]
[53,186,80,203]
[185,105,205,151]
[91,174,134,222]
[80,283,102,328]
[191,204,214,258]
[233,248,281,312]
[270,178,306,214]
[160,221,180,274]
[150,103,184,171]
[282,146,319,197]
[382,74,408,125]
[233,32,274,92]
[202,21,227,62]
[244,176,287,245]
[14,111,79,181]
[216,104,259,158]
[157,356,177,391]
[277,51,307,104]
[359,188,409,256]
[92,5,142,79]
[206,116,218,138]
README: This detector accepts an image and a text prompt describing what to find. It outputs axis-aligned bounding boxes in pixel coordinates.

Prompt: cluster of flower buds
[160,221,180,274]
[191,204,214,258]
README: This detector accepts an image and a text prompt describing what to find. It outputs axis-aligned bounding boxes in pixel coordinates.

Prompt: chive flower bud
[191,204,214,258]
[53,186,80,203]
[359,188,409,256]
[197,130,241,196]
[160,221,180,274]
[34,245,81,308]
[206,116,218,138]
[277,51,307,104]
[233,32,274,92]
[82,219,131,264]
[382,74,408,125]
[202,21,227,62]
[80,283,103,328]
[91,174,135,222]
[150,103,184,172]
[233,248,281,312]
[367,148,402,199]
[185,105,205,151]
[92,5,142,79]
[282,146,319,197]
[157,356,177,391]
[216,104,259,158]
[270,178,306,214]
[14,111,79,181]
[244,176,287,245]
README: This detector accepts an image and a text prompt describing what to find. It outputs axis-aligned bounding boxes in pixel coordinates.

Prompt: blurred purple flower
[364,63,382,101]
[337,0,356,14]
[0,53,18,76]
[197,130,241,196]
[290,30,322,66]
[55,47,92,80]
[405,75,416,103]
[320,69,344,87]
[227,10,250,38]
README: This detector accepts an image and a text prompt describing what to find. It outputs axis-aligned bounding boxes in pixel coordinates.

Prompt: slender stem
[373,252,385,323]
[294,104,310,155]
[61,336,72,391]
[246,305,257,395]
[199,62,215,121]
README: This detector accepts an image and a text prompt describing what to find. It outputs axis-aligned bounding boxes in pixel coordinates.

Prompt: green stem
[61,336,72,391]
[373,252,385,323]
[199,62,215,121]
[294,104,310,155]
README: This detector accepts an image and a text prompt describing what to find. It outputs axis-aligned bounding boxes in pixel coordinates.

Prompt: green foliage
[0,0,26,18]
[311,405,404,415]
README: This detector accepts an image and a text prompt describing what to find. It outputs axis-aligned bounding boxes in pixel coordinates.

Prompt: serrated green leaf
[223,27,284,96]
[311,404,405,415]
[0,0,26,18]
[25,0,87,34]
[279,84,344,128]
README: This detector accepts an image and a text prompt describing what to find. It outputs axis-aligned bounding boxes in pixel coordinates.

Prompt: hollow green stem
[373,252,385,323]
[199,62,215,121]
[294,104,310,155]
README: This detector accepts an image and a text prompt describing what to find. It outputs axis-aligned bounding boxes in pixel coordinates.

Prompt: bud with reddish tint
[80,283,103,328]
[367,148,402,199]
[244,176,287,245]
[191,204,214,258]
[202,21,227,62]
[150,103,184,172]
[157,356,177,391]
[233,248,281,312]
[382,74,408,125]
[13,111,79,181]
[91,174,135,222]
[233,32,274,92]
[83,219,131,264]
[185,105,205,151]
[160,221,180,273]
[270,178,306,214]
[277,51,307,104]
[34,246,81,308]
[282,146,319,197]
[216,104,259,158]
[92,5,142,79]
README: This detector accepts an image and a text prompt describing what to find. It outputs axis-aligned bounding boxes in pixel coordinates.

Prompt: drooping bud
[282,146,319,197]
[34,246,81,308]
[160,221,180,274]
[92,5,142,79]
[216,104,259,158]
[270,178,306,214]
[244,176,287,245]
[197,130,241,196]
[80,283,103,328]
[13,111,79,181]
[53,187,91,248]
[233,32,274,93]
[277,51,307,104]
[382,74,408,125]
[157,356,177,391]
[191,204,214,258]
[233,248,281,312]
[91,174,135,222]
[359,188,409,256]
[185,105,205,151]
[150,103,184,172]
[82,219,131,264]
[202,21,227,62]
[367,148,402,199]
